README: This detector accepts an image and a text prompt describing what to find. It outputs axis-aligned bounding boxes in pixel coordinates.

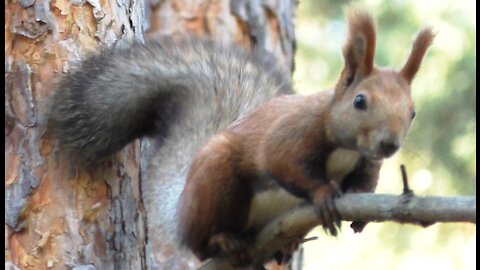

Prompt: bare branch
[199,193,476,270]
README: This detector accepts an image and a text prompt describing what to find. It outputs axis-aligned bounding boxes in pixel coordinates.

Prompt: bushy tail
[47,37,292,165]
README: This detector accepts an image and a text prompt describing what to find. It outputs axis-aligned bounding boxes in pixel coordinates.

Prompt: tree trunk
[5,0,296,269]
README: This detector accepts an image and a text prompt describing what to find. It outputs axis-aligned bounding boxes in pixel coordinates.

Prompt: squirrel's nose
[379,139,399,157]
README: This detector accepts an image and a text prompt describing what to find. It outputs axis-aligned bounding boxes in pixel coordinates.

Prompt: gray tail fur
[47,37,292,165]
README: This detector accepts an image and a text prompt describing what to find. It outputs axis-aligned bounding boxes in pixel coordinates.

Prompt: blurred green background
[293,0,476,269]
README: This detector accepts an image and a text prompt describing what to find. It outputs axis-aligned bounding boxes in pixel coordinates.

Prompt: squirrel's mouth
[358,140,401,160]
[358,148,391,161]
[368,149,398,161]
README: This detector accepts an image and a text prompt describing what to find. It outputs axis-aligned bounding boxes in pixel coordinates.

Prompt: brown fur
[178,10,434,265]
[343,10,376,76]
[400,28,436,83]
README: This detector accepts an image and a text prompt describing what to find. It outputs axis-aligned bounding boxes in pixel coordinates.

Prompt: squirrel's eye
[353,94,367,110]
[411,110,416,119]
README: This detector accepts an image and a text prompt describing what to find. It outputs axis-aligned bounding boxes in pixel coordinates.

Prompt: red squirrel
[178,10,435,266]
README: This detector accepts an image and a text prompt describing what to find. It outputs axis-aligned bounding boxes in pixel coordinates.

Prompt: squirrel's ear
[340,10,376,88]
[400,28,435,84]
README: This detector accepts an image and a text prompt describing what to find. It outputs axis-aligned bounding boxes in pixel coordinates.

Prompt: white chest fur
[326,148,361,183]
[246,188,305,231]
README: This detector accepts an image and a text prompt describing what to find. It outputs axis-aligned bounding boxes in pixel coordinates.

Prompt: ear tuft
[343,10,376,76]
[352,34,367,64]
[400,27,436,84]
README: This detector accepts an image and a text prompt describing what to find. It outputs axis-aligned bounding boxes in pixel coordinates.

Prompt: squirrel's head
[328,10,435,160]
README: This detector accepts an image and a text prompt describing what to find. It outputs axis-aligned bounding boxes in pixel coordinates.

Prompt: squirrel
[47,10,434,269]
[177,11,434,266]
[46,34,292,267]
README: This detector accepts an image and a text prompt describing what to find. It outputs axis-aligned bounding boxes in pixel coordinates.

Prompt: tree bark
[5,0,296,269]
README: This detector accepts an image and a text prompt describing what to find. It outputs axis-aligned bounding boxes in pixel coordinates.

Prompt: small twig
[400,164,413,196]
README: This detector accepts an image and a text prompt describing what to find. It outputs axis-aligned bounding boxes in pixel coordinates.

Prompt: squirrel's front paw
[312,182,343,236]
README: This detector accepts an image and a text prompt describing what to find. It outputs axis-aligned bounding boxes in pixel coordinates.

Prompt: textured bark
[5,0,296,270]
